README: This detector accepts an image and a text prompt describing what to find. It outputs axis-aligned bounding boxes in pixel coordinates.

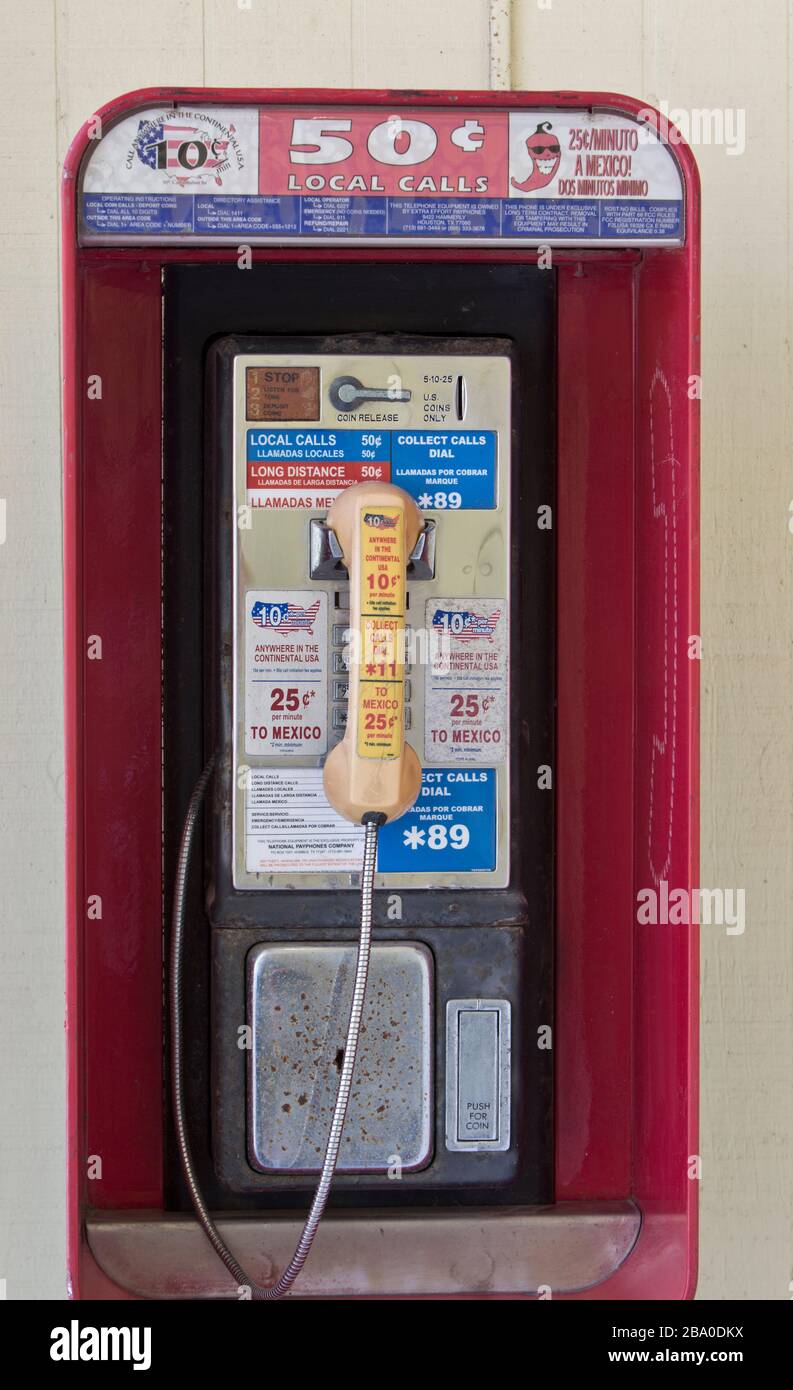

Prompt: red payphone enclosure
[62,89,699,1299]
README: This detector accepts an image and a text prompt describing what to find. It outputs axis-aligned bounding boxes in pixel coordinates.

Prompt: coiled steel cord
[169,755,382,1300]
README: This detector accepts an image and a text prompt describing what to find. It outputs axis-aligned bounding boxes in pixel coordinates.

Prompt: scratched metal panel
[248,943,433,1173]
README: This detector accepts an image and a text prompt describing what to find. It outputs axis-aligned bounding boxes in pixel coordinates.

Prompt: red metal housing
[62,87,700,1299]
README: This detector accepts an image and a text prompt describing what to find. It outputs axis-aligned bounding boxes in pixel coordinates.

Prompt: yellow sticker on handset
[356,505,405,760]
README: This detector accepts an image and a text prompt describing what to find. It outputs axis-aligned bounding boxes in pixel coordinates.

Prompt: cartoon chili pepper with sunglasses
[510,121,562,193]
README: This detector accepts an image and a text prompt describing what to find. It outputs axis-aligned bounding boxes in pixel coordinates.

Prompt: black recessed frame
[163,261,555,1212]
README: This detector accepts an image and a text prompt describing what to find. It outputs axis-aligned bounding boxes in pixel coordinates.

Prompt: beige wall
[0,0,790,1300]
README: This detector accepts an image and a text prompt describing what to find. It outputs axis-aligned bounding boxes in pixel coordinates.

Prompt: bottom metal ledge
[86,1201,641,1300]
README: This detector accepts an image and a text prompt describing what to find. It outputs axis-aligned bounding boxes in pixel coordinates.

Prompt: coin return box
[248,943,433,1175]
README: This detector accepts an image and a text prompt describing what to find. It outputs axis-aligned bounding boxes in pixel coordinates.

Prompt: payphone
[64,89,699,1300]
[170,332,553,1296]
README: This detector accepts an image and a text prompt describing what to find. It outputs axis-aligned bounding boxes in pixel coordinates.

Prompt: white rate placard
[244,590,328,756]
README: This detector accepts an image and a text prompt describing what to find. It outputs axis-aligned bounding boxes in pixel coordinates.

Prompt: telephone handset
[323,481,424,825]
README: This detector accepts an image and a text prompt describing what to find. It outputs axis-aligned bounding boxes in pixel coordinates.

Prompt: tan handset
[323,482,423,824]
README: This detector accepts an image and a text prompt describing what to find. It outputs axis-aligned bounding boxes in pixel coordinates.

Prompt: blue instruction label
[246,428,388,465]
[377,768,496,873]
[244,428,497,509]
[391,431,497,510]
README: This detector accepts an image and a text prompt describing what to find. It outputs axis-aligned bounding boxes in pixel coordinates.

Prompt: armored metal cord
[170,755,381,1300]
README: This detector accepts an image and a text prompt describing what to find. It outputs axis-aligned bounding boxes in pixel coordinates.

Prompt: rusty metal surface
[86,1201,641,1299]
[245,364,320,420]
[248,943,433,1174]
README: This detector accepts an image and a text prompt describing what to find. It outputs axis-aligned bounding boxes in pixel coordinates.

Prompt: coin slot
[455,374,467,421]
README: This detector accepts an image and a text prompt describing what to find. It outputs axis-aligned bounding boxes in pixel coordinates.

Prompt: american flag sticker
[431,606,501,642]
[131,117,235,187]
[251,598,321,634]
[81,106,259,199]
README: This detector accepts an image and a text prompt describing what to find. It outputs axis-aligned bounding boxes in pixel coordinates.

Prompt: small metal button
[457,1011,499,1142]
[445,999,511,1152]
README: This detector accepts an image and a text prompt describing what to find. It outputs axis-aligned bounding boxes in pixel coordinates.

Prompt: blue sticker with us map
[377,768,496,872]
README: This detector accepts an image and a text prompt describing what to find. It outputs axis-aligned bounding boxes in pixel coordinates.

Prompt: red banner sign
[259,107,509,199]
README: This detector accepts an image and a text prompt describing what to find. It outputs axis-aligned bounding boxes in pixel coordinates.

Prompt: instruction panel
[245,769,364,874]
[81,104,685,247]
[246,428,497,511]
[245,768,496,876]
[424,598,508,765]
[232,347,512,890]
[244,590,328,756]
